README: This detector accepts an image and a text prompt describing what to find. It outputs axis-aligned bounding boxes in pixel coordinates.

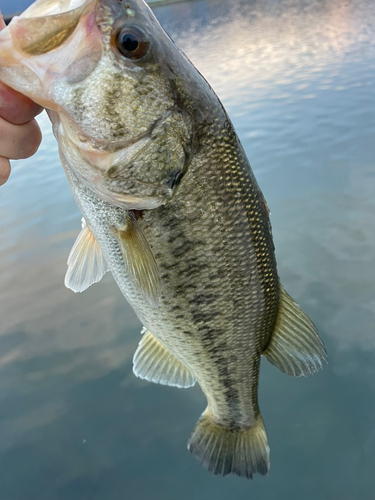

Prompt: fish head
[0,0,211,209]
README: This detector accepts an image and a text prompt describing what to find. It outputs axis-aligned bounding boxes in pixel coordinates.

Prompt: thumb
[0,11,6,30]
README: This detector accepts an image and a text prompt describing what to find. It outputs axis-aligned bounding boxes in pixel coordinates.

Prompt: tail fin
[187,409,270,479]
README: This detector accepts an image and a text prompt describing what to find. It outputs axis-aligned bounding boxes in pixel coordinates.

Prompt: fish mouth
[21,0,92,18]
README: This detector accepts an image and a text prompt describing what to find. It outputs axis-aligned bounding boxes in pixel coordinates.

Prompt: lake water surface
[1,0,375,498]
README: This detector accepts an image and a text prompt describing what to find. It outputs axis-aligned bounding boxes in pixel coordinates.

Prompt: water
[0,0,375,498]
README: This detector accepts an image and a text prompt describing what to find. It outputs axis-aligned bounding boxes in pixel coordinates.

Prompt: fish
[0,0,326,478]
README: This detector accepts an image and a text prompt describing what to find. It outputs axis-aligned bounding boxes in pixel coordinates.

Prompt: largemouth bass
[0,0,326,478]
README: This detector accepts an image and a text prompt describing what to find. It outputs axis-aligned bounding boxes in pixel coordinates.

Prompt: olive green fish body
[65,115,278,425]
[0,0,326,479]
[137,123,280,428]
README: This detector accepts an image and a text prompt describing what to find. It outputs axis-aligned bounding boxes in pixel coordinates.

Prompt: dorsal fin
[263,286,327,376]
[133,328,196,388]
[64,218,109,293]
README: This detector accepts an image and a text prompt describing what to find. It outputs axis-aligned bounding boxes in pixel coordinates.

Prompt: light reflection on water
[0,0,374,498]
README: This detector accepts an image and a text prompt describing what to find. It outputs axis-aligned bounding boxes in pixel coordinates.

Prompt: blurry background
[1,0,375,498]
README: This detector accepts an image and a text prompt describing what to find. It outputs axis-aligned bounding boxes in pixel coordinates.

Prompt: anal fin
[133,328,196,388]
[263,286,327,377]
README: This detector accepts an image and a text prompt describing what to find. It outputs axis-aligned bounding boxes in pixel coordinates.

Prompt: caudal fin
[187,409,270,479]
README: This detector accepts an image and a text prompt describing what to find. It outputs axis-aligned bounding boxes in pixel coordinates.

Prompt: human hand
[0,14,43,185]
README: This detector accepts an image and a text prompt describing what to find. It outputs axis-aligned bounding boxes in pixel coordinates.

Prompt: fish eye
[115,26,149,60]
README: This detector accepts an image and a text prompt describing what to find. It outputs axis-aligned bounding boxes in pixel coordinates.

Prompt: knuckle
[0,157,11,185]
[0,84,43,124]
[18,120,42,159]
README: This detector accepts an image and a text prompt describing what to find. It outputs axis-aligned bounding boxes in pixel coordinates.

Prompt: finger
[0,15,12,186]
[0,16,43,125]
[0,118,42,159]
[0,156,11,185]
[0,82,43,125]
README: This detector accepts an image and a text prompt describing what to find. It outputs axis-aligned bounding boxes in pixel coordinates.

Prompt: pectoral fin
[133,328,196,388]
[65,218,109,293]
[263,286,327,377]
[112,214,160,308]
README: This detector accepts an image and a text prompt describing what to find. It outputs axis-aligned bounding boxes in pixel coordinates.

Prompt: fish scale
[127,119,279,427]
[0,0,326,478]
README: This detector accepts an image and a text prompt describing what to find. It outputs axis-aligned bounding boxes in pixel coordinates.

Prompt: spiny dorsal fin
[133,328,196,388]
[64,218,109,293]
[112,214,160,308]
[188,408,269,478]
[263,286,327,377]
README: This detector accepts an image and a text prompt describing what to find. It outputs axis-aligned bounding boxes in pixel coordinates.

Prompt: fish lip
[20,0,94,19]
